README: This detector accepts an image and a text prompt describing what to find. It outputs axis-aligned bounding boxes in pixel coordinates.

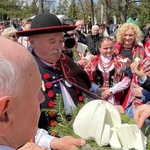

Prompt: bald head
[75,20,83,26]
[75,20,84,31]
[0,38,39,96]
[0,38,33,63]
[0,38,43,149]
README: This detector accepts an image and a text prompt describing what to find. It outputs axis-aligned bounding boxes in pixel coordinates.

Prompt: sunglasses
[9,35,19,38]
[68,33,77,37]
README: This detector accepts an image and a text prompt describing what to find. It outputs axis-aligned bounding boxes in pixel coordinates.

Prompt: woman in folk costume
[124,57,150,119]
[144,38,150,56]
[84,37,131,105]
[114,23,148,117]
[115,22,147,61]
[144,26,150,56]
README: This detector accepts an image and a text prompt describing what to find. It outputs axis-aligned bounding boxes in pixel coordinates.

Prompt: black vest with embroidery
[94,66,115,88]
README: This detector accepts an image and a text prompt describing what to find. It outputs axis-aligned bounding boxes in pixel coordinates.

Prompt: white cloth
[76,42,88,54]
[76,42,93,61]
[0,145,15,150]
[40,60,77,115]
[60,81,76,115]
[35,128,56,150]
[0,129,55,150]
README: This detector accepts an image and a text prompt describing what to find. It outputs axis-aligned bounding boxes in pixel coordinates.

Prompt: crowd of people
[0,13,150,149]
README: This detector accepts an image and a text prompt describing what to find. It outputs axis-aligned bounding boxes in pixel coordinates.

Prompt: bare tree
[78,0,87,29]
[56,0,69,16]
[118,0,128,23]
[39,0,44,13]
[103,0,111,22]
[90,0,94,25]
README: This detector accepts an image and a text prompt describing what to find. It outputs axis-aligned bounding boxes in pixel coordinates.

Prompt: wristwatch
[109,89,112,94]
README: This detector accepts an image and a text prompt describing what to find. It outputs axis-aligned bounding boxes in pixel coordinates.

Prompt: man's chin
[49,55,61,63]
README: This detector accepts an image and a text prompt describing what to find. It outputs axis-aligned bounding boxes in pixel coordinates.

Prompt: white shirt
[18,36,29,48]
[35,128,56,150]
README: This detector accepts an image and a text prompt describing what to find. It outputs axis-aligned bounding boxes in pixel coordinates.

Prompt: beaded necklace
[99,55,114,87]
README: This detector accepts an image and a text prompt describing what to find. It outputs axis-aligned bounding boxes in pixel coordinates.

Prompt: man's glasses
[9,35,19,38]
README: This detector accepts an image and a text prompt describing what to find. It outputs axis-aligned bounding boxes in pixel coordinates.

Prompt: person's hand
[130,61,140,74]
[130,62,145,79]
[134,104,150,128]
[124,58,131,68]
[115,105,125,114]
[130,61,146,80]
[77,59,89,68]
[18,142,46,150]
[101,89,111,99]
[131,87,143,97]
[118,58,131,68]
[50,136,86,150]
[96,87,105,96]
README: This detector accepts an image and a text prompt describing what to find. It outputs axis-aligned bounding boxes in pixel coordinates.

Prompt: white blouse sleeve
[110,76,131,94]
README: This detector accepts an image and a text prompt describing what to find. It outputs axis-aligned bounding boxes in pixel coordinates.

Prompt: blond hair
[24,23,31,30]
[2,27,17,39]
[116,23,142,45]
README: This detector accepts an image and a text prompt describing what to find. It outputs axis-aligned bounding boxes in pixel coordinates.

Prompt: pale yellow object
[73,100,147,150]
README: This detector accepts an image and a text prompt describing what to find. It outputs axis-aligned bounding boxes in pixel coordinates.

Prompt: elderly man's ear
[0,96,12,135]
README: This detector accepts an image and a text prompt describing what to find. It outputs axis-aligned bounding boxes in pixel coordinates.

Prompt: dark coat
[86,33,102,55]
[32,51,98,131]
[140,76,150,92]
[76,30,86,44]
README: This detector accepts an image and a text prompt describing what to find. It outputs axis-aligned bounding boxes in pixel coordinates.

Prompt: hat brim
[16,25,77,36]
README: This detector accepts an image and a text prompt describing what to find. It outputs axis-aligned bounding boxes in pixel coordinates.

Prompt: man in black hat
[17,13,98,140]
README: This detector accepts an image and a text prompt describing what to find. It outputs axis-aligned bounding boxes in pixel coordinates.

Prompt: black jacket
[86,33,102,55]
[76,30,86,44]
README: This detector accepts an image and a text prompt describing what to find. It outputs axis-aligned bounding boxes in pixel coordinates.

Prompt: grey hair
[0,55,22,97]
[92,25,99,30]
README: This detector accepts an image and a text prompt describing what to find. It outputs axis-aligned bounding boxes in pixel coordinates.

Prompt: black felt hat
[16,13,76,36]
